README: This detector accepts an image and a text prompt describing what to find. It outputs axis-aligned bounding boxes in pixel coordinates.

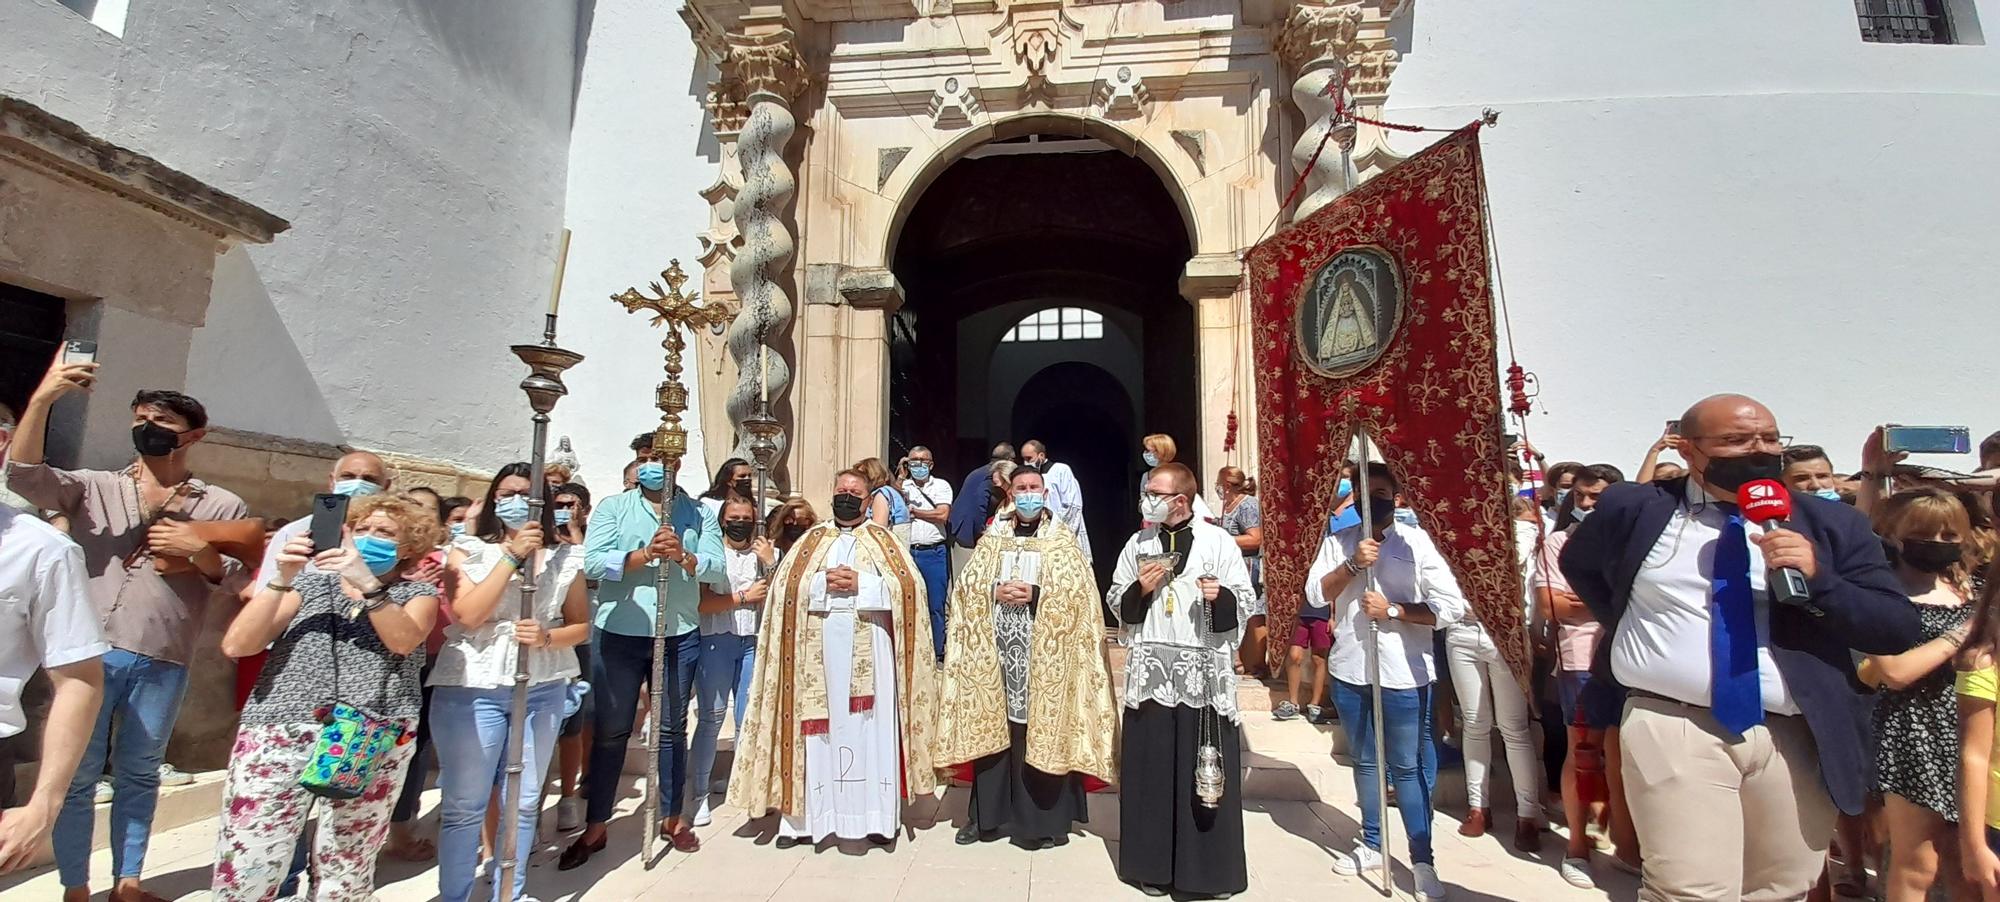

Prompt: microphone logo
[1739,478,1792,524]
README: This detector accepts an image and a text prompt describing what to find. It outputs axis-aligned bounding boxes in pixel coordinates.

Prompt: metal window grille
[1856,0,1953,44]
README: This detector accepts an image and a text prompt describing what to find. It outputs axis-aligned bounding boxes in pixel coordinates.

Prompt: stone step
[12,767,227,869]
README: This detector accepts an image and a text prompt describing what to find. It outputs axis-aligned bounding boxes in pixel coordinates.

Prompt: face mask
[732,478,753,497]
[1572,507,1593,522]
[909,463,931,481]
[1142,451,1160,468]
[448,522,466,539]
[1366,497,1397,527]
[636,462,667,491]
[1701,451,1784,494]
[1336,477,1353,499]
[354,534,401,576]
[723,520,755,542]
[132,421,182,458]
[1013,492,1046,519]
[1901,538,1962,574]
[332,478,380,498]
[831,493,865,523]
[1393,507,1418,527]
[1139,493,1173,526]
[782,525,807,543]
[1813,488,1843,502]
[494,495,533,529]
[1555,488,1571,508]
[553,509,573,527]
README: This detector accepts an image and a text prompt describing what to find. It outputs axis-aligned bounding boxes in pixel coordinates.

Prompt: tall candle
[759,344,769,403]
[546,228,572,315]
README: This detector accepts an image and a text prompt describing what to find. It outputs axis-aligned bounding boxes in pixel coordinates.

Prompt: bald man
[1560,393,1921,901]
[252,451,391,582]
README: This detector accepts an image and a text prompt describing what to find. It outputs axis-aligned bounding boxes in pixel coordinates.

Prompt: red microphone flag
[1739,479,1793,525]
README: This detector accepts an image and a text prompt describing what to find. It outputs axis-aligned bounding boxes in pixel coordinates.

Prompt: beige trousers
[1620,694,1837,902]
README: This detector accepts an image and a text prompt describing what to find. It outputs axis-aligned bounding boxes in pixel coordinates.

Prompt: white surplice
[780,530,903,841]
[1042,461,1092,567]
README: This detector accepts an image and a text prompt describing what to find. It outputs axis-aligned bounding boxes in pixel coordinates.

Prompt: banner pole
[1354,426,1392,894]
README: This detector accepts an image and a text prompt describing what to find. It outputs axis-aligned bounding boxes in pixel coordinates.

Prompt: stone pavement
[2,761,1639,901]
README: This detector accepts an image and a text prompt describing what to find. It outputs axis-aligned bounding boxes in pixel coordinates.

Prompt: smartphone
[308,493,349,553]
[1664,419,1680,436]
[62,339,98,365]
[1883,425,1971,455]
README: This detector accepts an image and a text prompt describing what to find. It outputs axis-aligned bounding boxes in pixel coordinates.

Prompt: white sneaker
[555,797,581,833]
[1414,863,1447,900]
[691,796,713,828]
[94,778,113,805]
[1559,857,1595,889]
[158,763,194,786]
[1331,841,1383,876]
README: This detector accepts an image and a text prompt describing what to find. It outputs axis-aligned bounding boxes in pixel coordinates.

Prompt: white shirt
[703,544,765,636]
[1610,481,1798,715]
[901,477,954,547]
[1307,523,1469,690]
[429,537,584,690]
[0,506,109,737]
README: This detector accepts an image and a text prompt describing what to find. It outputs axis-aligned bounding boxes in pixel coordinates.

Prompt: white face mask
[1139,493,1173,526]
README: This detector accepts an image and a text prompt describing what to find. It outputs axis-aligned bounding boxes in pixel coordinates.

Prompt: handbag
[298,588,411,800]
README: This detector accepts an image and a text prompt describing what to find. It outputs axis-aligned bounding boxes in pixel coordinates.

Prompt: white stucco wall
[2,0,581,470]
[544,0,716,496]
[1384,0,2000,473]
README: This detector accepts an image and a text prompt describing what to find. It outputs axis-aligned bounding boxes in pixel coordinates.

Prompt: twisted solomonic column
[1276,3,1362,221]
[722,27,807,465]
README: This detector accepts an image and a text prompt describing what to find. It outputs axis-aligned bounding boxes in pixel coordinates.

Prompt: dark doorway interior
[890,142,1195,577]
[0,283,67,417]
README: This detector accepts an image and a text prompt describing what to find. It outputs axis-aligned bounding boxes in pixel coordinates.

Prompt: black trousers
[1117,701,1247,896]
[969,721,1088,845]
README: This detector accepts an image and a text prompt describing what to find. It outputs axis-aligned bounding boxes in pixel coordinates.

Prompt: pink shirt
[1529,528,1601,672]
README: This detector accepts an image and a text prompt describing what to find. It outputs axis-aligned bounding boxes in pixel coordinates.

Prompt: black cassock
[1114,519,1248,897]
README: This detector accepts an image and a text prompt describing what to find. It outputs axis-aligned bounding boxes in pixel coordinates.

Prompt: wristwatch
[1387,604,1403,620]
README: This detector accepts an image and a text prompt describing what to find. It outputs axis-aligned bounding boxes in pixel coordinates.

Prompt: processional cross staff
[612,259,733,866]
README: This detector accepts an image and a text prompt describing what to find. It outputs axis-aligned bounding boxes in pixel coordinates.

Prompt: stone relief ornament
[928,76,984,129]
[1295,246,1403,378]
[1095,66,1149,119]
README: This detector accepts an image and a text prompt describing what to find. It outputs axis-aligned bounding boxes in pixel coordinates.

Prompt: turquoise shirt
[583,487,724,638]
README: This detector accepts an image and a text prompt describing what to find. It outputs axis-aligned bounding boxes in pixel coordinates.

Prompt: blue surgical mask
[1813,488,1842,502]
[449,523,466,539]
[1142,451,1160,468]
[1556,488,1571,507]
[1393,507,1418,527]
[909,463,931,481]
[494,495,533,529]
[332,478,381,498]
[553,509,573,527]
[1013,492,1046,519]
[636,461,667,491]
[1572,507,1593,522]
[354,534,401,576]
[1336,477,1353,499]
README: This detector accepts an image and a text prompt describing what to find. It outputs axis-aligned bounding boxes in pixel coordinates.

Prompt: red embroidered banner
[1247,124,1527,690]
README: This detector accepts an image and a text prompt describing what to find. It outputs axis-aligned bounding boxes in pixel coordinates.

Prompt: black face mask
[723,520,755,542]
[1366,496,1398,528]
[732,478,753,498]
[1900,538,1963,574]
[132,421,182,458]
[782,524,807,543]
[1701,451,1783,494]
[831,493,865,523]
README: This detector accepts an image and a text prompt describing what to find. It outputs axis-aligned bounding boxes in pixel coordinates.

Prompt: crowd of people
[4,347,2000,902]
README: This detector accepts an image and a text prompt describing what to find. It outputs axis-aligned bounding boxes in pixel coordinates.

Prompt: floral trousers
[212,719,416,902]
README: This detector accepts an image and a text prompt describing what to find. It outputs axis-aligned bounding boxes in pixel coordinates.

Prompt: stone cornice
[0,96,289,244]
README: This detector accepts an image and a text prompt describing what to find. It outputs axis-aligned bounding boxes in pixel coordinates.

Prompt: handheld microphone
[1740,478,1811,606]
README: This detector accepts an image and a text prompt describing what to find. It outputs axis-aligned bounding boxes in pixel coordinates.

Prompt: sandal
[384,836,437,861]
[669,825,701,853]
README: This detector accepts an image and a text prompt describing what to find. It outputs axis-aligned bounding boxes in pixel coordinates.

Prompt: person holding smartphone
[213,495,440,901]
[7,355,250,902]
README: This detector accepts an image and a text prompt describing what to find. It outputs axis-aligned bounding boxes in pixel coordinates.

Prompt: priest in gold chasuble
[727,469,937,846]
[933,467,1119,849]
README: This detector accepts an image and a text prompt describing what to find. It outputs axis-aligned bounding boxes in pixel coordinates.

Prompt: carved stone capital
[1347,46,1400,99]
[1276,3,1362,76]
[724,28,808,104]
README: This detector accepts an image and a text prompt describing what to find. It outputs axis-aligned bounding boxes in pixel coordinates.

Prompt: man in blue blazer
[1560,393,1920,901]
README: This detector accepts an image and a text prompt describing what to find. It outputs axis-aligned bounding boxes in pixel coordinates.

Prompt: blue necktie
[1711,505,1764,737]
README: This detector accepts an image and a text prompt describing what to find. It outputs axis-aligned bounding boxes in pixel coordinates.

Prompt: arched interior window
[1000,307,1104,343]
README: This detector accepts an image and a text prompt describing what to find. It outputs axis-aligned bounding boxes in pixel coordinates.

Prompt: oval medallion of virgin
[1295,246,1404,379]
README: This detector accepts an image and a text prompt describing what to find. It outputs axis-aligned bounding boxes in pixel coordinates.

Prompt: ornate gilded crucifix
[613,259,735,474]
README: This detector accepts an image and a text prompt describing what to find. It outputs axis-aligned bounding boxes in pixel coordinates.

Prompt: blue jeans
[1331,679,1438,864]
[588,628,700,824]
[54,648,190,887]
[431,681,565,902]
[690,632,757,801]
[911,543,950,661]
